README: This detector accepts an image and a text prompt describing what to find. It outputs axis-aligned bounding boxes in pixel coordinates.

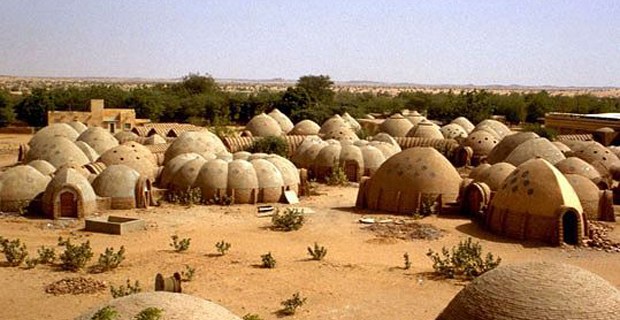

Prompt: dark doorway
[562,211,579,245]
[60,192,77,218]
[344,161,358,182]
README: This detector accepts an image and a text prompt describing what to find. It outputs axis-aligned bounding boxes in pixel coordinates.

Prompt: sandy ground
[0,184,618,320]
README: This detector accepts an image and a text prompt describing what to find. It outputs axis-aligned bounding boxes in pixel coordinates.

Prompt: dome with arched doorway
[92,164,152,209]
[42,167,96,219]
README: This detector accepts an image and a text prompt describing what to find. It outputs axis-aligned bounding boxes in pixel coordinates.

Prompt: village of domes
[0,88,619,319]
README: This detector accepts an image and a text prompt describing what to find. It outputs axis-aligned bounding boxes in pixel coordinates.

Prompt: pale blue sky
[0,1,618,86]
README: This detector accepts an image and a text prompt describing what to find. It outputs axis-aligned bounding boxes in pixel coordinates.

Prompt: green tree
[278,75,336,123]
[15,88,54,127]
[0,91,16,127]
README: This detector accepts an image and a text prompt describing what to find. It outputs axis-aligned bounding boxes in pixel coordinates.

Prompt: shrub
[416,194,438,217]
[271,208,305,231]
[58,237,94,271]
[307,242,327,261]
[134,307,163,320]
[170,235,191,252]
[279,292,307,316]
[426,237,501,280]
[326,164,348,186]
[0,237,28,267]
[210,125,237,139]
[242,314,263,320]
[37,246,56,264]
[215,240,231,256]
[24,258,38,269]
[91,306,119,320]
[93,246,126,273]
[165,187,203,206]
[110,279,142,298]
[403,252,411,270]
[248,136,289,157]
[261,252,276,269]
[206,194,234,206]
[180,265,195,282]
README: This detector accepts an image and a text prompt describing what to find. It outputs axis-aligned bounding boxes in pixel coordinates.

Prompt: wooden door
[60,192,77,218]
[344,161,358,182]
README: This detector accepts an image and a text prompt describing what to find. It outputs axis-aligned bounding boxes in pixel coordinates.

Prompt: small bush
[91,305,119,320]
[418,194,438,216]
[210,125,237,139]
[326,164,349,186]
[93,246,126,273]
[110,279,141,298]
[279,292,307,316]
[170,235,191,252]
[215,240,231,256]
[58,237,94,272]
[248,136,289,157]
[165,187,203,206]
[271,208,305,231]
[180,265,195,282]
[0,237,29,267]
[403,252,411,270]
[24,258,38,269]
[261,252,276,269]
[426,237,501,280]
[206,194,234,206]
[307,242,327,261]
[242,314,263,320]
[37,246,56,264]
[134,307,163,320]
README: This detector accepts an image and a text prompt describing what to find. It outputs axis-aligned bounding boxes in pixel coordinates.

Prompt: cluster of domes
[318,114,360,142]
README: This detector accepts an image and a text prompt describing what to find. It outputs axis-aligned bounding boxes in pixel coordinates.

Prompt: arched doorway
[344,160,358,182]
[562,210,579,245]
[59,191,77,218]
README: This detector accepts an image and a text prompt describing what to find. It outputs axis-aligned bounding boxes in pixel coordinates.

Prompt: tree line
[1,74,619,128]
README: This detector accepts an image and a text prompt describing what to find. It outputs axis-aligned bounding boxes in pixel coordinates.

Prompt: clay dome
[289,120,321,135]
[77,127,119,155]
[565,174,603,220]
[504,138,565,166]
[437,262,620,320]
[474,119,511,138]
[405,111,427,127]
[553,141,571,154]
[321,125,359,142]
[114,131,140,143]
[164,130,228,164]
[371,132,399,146]
[357,147,462,214]
[254,153,301,192]
[67,121,88,134]
[168,156,210,191]
[42,167,96,219]
[144,134,167,145]
[160,153,209,188]
[74,141,100,162]
[27,160,56,176]
[450,117,475,133]
[487,131,539,164]
[379,114,414,137]
[267,108,294,133]
[440,123,468,139]
[92,165,144,209]
[75,292,242,320]
[98,142,158,179]
[25,136,90,168]
[291,136,330,169]
[29,123,79,148]
[319,115,348,134]
[486,158,583,245]
[245,113,283,137]
[556,157,604,187]
[472,162,516,191]
[0,165,51,212]
[342,112,362,130]
[569,141,620,182]
[468,163,491,180]
[407,121,444,139]
[463,130,499,158]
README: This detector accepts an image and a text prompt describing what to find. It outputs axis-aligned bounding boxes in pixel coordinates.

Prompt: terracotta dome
[319,115,348,134]
[379,114,413,137]
[407,121,444,139]
[472,162,516,191]
[29,123,79,148]
[74,141,100,162]
[289,120,320,135]
[565,174,605,220]
[342,112,362,130]
[267,108,294,133]
[569,141,620,182]
[440,123,468,140]
[75,292,242,320]
[291,136,330,169]
[487,131,539,164]
[144,134,167,145]
[92,164,150,209]
[245,113,283,137]
[468,163,491,180]
[114,131,140,143]
[474,119,511,138]
[451,117,475,133]
[405,111,427,127]
[321,125,359,142]
[556,157,604,187]
[98,142,158,179]
[27,160,56,176]
[77,127,119,155]
[0,165,51,212]
[357,147,462,214]
[159,153,210,188]
[42,167,96,219]
[485,158,584,245]
[438,262,620,320]
[463,130,499,158]
[25,136,90,168]
[67,121,87,134]
[504,138,565,166]
[163,130,228,164]
[553,141,571,155]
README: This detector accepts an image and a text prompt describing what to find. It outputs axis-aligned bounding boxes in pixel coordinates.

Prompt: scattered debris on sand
[45,277,107,295]
[584,221,620,253]
[361,218,444,241]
